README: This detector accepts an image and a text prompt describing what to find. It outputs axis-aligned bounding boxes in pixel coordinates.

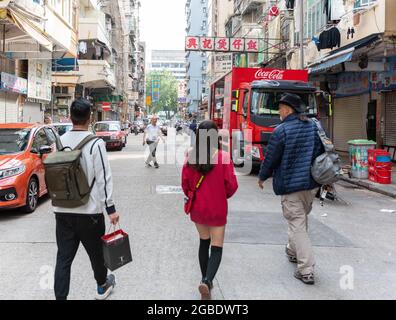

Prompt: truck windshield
[251,90,317,116]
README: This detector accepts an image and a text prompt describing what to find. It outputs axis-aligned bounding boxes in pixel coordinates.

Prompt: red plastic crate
[368,149,391,165]
[369,173,378,182]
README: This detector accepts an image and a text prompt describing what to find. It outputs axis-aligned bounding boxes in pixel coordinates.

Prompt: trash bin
[348,140,377,179]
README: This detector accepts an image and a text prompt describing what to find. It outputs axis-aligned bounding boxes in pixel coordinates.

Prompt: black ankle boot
[202,278,213,290]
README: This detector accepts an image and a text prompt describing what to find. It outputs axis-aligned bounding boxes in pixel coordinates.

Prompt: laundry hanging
[324,0,345,22]
[316,27,341,51]
[286,0,295,9]
[331,0,346,21]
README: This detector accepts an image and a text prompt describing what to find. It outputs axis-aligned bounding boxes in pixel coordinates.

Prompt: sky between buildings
[140,0,186,64]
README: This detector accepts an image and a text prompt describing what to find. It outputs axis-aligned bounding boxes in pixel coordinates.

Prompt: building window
[355,0,377,7]
[295,0,327,45]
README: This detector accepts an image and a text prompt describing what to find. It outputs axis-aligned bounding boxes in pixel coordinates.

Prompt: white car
[52,123,73,136]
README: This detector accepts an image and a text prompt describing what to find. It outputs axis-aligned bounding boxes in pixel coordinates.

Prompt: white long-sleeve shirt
[53,131,116,215]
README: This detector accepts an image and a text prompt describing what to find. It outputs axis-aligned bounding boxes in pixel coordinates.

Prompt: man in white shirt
[143,116,165,168]
[53,99,119,301]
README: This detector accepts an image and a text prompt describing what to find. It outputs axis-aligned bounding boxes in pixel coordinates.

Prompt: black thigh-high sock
[205,246,223,284]
[199,239,211,279]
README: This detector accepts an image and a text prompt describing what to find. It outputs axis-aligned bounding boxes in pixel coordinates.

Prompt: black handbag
[102,225,133,271]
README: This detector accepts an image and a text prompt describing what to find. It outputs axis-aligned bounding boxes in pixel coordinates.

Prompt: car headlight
[0,165,26,180]
[251,147,261,159]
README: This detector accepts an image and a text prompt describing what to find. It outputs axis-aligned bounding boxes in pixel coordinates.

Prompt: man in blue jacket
[258,93,323,285]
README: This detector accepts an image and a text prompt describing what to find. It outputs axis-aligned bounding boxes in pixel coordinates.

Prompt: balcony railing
[235,0,266,15]
[78,60,116,88]
[79,17,111,51]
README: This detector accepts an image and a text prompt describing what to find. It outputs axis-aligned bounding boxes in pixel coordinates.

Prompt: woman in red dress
[181,120,238,300]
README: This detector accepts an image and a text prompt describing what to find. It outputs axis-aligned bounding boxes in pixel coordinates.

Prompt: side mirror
[39,146,52,155]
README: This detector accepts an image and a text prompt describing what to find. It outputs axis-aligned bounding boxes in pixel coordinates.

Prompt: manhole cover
[155,185,183,194]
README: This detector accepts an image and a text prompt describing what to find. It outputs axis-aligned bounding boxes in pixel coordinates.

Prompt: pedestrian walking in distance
[182,120,238,300]
[258,93,324,285]
[189,118,198,147]
[143,116,165,168]
[53,99,119,300]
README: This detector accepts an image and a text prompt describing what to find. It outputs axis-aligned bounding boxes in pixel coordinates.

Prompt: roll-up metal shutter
[22,101,42,123]
[384,92,396,146]
[0,92,19,123]
[334,95,367,152]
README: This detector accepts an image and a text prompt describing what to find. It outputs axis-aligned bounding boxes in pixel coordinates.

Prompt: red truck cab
[210,68,319,165]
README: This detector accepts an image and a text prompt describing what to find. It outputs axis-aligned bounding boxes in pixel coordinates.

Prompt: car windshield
[0,128,31,155]
[95,123,120,132]
[55,125,72,136]
[250,90,317,116]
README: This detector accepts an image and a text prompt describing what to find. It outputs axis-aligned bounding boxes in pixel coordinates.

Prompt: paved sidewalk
[340,155,396,199]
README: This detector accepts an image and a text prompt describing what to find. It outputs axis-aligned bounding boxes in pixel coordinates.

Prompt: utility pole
[299,0,304,69]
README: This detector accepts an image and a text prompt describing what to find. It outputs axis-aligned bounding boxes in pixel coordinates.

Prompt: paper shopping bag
[102,229,132,271]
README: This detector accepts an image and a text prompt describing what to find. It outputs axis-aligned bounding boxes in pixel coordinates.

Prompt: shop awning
[308,33,381,74]
[9,8,53,52]
[52,58,79,72]
[309,49,354,74]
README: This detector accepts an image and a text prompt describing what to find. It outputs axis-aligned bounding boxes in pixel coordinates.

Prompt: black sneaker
[145,162,152,168]
[294,270,315,285]
[285,246,297,263]
[154,162,159,169]
[95,274,116,300]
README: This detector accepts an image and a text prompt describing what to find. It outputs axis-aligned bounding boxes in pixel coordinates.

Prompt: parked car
[160,121,168,136]
[52,123,73,136]
[93,121,127,151]
[0,123,60,213]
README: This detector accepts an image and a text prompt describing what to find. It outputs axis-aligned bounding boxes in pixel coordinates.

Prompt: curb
[340,176,396,199]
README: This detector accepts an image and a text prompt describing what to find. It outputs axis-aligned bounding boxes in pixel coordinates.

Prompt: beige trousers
[281,189,318,275]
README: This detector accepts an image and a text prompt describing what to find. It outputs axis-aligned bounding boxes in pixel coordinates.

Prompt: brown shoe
[285,246,297,263]
[294,270,315,285]
[198,282,212,300]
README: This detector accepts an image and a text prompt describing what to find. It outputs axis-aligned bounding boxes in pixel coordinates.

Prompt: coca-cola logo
[255,69,285,80]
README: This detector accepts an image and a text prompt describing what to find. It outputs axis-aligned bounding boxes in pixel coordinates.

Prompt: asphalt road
[1,132,396,300]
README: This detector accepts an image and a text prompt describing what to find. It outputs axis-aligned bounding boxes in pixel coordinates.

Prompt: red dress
[181,151,238,227]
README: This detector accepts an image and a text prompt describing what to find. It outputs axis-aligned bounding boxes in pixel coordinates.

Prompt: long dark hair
[187,120,221,174]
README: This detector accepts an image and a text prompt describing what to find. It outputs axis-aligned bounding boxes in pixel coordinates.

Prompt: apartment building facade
[150,50,186,82]
[204,0,396,159]
[185,0,209,114]
[0,0,78,123]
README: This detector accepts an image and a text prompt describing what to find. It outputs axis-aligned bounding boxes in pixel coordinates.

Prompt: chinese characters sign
[28,60,52,102]
[186,36,260,53]
[152,79,160,102]
[0,72,27,95]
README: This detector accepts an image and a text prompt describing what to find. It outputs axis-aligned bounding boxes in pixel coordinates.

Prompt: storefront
[27,59,52,122]
[384,92,396,148]
[333,72,371,152]
[371,56,396,158]
[0,72,28,123]
[22,98,43,123]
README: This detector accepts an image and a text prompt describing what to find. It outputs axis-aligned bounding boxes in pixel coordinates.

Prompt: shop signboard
[214,53,233,74]
[0,72,27,95]
[28,59,52,102]
[335,72,370,98]
[371,56,396,91]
